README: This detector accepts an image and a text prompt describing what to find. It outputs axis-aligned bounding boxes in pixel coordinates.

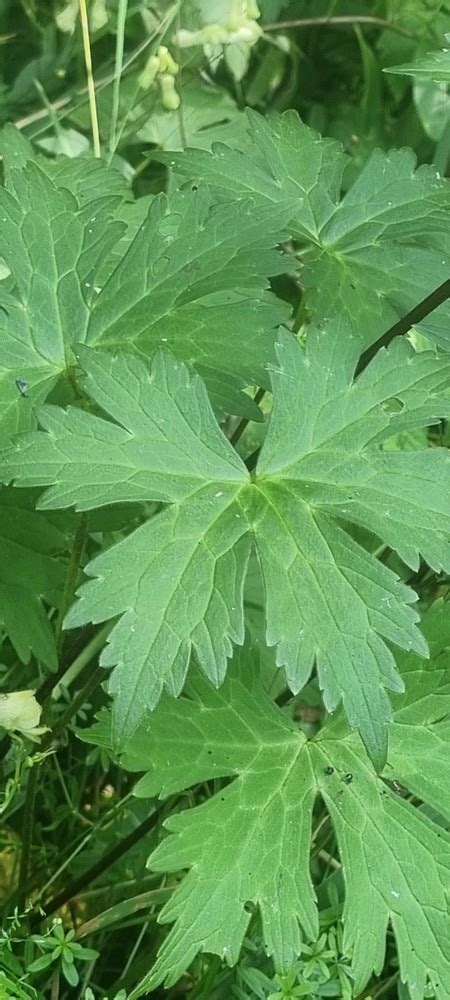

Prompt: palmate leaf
[81,606,450,999]
[2,347,251,742]
[0,127,293,441]
[3,328,450,760]
[85,187,294,417]
[0,158,126,445]
[161,109,450,349]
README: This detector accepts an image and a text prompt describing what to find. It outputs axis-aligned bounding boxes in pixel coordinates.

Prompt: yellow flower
[0,691,46,740]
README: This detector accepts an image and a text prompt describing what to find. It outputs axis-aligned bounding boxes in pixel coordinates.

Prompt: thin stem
[78,0,101,157]
[42,623,110,703]
[122,919,150,978]
[47,665,104,745]
[50,970,60,1000]
[31,801,173,926]
[36,791,135,901]
[263,16,416,39]
[175,9,187,149]
[54,513,89,654]
[355,279,450,375]
[245,447,260,473]
[15,665,105,908]
[230,388,266,447]
[0,626,109,763]
[368,971,399,999]
[109,0,128,155]
[318,848,340,870]
[15,510,89,902]
[14,5,179,135]
[17,766,39,909]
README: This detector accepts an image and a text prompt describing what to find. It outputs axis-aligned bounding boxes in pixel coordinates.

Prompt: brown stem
[355,279,450,376]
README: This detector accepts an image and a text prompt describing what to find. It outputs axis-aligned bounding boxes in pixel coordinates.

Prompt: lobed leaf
[80,626,450,999]
[162,109,450,349]
[4,330,450,760]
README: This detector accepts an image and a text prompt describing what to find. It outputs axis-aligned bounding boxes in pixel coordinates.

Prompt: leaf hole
[382,396,405,415]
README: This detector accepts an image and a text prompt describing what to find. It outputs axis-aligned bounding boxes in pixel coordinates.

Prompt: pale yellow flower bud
[159,73,180,110]
[157,45,179,76]
[138,54,160,90]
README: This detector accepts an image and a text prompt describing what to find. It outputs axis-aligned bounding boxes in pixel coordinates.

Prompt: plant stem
[78,0,101,157]
[54,512,89,654]
[366,971,399,999]
[31,801,173,926]
[188,956,222,999]
[17,766,39,909]
[109,0,128,155]
[15,664,104,908]
[50,969,60,1000]
[36,792,136,901]
[355,279,450,375]
[0,626,108,764]
[230,388,266,447]
[47,665,104,745]
[40,623,110,704]
[16,512,88,905]
[263,16,416,39]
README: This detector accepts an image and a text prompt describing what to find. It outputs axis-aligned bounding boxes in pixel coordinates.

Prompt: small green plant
[28,920,98,987]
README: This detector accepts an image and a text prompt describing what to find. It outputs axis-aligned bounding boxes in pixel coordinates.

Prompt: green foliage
[82,602,450,999]
[387,39,450,82]
[28,920,98,988]
[161,109,450,348]
[5,321,450,764]
[2,4,450,1000]
[0,134,292,436]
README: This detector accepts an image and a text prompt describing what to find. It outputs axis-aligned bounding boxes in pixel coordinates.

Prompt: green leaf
[159,110,344,242]
[0,157,125,445]
[0,124,131,205]
[61,957,79,987]
[383,599,450,820]
[2,329,450,752]
[27,954,55,973]
[3,347,248,510]
[0,490,68,667]
[385,41,450,82]
[94,644,450,999]
[1,347,250,742]
[137,80,242,151]
[161,109,450,349]
[85,187,294,408]
[4,329,450,753]
[0,134,294,435]
[250,329,450,765]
